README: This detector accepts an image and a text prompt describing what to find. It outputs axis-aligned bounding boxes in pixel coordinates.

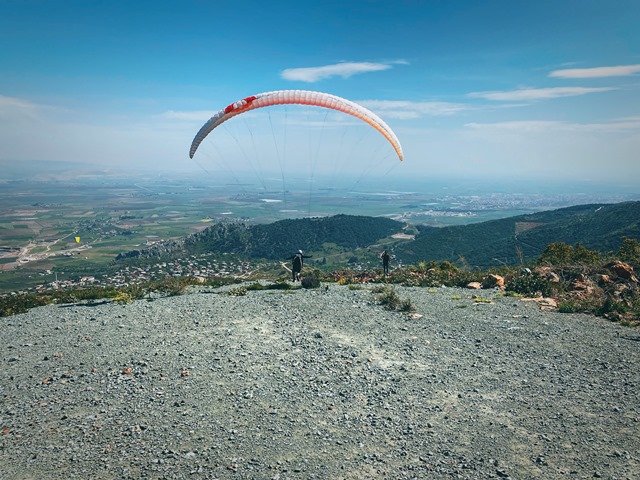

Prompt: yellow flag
[75,236,81,243]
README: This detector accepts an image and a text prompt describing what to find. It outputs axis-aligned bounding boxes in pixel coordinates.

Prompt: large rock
[482,274,505,290]
[606,261,638,282]
[572,274,596,296]
[522,297,558,310]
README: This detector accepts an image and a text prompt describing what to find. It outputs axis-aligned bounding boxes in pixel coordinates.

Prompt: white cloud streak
[0,95,39,110]
[468,86,613,101]
[549,64,640,78]
[361,100,469,119]
[159,110,216,122]
[0,95,46,121]
[281,62,393,82]
[465,117,640,133]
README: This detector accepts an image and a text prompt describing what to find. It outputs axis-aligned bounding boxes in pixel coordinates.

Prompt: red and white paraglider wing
[189,90,403,161]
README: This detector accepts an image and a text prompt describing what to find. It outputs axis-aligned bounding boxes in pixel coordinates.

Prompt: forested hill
[116,214,403,261]
[396,201,640,268]
[247,215,402,258]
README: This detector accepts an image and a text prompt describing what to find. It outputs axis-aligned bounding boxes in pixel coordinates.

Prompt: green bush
[537,242,601,267]
[301,275,321,289]
[228,286,248,296]
[374,285,414,312]
[537,242,574,266]
[557,301,579,314]
[573,243,601,265]
[376,285,401,310]
[618,237,640,266]
[506,271,555,297]
[556,290,606,315]
[0,294,48,317]
[113,291,134,304]
[399,298,415,312]
[389,262,479,288]
[597,297,628,316]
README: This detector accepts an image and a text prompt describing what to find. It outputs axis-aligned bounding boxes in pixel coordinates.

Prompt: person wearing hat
[290,250,312,282]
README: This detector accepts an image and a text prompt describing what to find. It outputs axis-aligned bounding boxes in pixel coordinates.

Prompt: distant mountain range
[117,201,640,268]
[396,201,640,268]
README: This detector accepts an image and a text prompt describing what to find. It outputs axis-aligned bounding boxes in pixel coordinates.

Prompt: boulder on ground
[522,297,558,310]
[482,274,504,290]
[606,261,638,282]
[572,274,595,295]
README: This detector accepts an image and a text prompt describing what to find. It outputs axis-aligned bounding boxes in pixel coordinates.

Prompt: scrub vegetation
[2,239,638,325]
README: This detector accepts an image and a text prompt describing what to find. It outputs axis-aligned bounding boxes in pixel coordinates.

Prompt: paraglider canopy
[189,90,403,161]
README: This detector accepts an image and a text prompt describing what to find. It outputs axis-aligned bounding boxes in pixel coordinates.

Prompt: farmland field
[1,172,638,293]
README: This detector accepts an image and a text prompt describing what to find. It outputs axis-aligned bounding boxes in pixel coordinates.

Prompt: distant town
[21,253,255,296]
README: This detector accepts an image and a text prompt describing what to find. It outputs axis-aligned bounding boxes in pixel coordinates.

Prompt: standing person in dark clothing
[381,250,391,276]
[290,250,312,282]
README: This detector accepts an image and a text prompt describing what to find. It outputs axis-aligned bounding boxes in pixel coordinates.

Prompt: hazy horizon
[3,159,639,206]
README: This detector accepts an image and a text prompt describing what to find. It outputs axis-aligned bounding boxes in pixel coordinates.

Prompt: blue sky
[1,0,639,185]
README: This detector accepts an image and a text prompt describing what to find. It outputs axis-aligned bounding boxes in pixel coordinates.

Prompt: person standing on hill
[381,250,391,276]
[290,250,312,282]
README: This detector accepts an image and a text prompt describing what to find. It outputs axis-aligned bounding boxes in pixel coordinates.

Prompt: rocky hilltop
[116,215,404,262]
[1,283,639,479]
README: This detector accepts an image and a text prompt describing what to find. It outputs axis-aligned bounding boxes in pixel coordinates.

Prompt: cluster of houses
[26,254,256,294]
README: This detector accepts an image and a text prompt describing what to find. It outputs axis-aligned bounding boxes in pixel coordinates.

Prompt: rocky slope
[1,284,639,479]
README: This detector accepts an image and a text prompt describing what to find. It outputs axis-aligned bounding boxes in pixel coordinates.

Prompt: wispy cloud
[281,62,395,82]
[550,64,640,78]
[468,86,613,102]
[466,120,562,132]
[0,95,38,110]
[159,110,216,122]
[465,117,640,133]
[0,95,53,122]
[361,100,468,119]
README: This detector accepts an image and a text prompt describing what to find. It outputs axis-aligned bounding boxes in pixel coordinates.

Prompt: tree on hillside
[537,242,600,267]
[618,237,640,266]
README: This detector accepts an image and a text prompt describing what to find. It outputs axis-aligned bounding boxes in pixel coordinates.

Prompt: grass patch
[473,296,493,304]
[228,286,248,296]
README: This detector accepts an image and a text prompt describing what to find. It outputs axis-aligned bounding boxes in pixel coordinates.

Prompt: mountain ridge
[116,214,404,262]
[397,201,640,267]
[116,201,640,268]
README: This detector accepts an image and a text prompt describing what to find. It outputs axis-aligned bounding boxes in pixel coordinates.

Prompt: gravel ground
[1,283,639,480]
